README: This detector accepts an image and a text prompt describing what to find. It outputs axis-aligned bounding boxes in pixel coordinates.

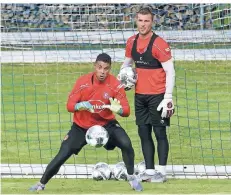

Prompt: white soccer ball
[86,125,109,147]
[113,162,128,181]
[92,162,112,181]
[135,161,146,175]
[117,67,137,91]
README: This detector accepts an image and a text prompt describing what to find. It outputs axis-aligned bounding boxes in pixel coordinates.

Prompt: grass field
[1,60,231,194]
[2,178,231,194]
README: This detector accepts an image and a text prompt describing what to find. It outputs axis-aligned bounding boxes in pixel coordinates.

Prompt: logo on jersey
[103,92,110,100]
[88,100,106,113]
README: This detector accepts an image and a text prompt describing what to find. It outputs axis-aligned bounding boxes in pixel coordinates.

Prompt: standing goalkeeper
[29,53,142,192]
[119,6,175,182]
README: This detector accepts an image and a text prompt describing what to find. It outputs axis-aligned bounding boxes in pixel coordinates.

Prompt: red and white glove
[157,94,174,118]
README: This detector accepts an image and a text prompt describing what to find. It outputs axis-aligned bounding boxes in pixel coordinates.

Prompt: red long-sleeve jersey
[66,72,130,129]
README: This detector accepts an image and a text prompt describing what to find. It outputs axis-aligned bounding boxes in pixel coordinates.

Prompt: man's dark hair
[137,5,154,20]
[95,53,111,65]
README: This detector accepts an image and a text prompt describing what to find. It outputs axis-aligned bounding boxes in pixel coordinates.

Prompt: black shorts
[63,121,129,154]
[135,93,170,126]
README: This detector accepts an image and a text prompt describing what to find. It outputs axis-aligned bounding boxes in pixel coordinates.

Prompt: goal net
[1,3,231,179]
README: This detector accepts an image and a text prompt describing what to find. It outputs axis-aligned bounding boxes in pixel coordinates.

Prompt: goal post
[1,3,231,179]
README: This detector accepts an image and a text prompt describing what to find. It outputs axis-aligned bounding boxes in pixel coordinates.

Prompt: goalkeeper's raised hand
[117,67,137,91]
[103,98,123,115]
[157,94,174,118]
[75,101,94,113]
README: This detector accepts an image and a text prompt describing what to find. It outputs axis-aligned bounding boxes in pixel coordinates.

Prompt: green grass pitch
[1,61,231,194]
[2,178,231,194]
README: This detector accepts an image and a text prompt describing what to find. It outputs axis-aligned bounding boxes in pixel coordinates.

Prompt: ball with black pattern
[86,125,109,147]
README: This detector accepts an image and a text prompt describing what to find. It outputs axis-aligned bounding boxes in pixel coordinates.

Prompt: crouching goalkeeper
[29,53,143,192]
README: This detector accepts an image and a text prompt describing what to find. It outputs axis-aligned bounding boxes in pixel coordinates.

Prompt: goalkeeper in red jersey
[118,6,175,183]
[29,53,143,192]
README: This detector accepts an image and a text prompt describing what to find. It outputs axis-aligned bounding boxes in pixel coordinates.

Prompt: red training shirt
[125,34,172,94]
[66,72,130,129]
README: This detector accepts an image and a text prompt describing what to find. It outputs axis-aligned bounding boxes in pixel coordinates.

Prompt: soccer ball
[135,161,146,175]
[92,162,112,181]
[113,162,128,181]
[117,67,137,91]
[86,125,109,147]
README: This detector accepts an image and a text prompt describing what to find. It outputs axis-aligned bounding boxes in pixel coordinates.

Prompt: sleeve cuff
[164,94,172,99]
[117,108,123,116]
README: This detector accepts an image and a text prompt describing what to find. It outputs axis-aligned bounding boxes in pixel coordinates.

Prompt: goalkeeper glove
[103,98,123,115]
[75,101,94,113]
[157,94,174,118]
[117,67,137,91]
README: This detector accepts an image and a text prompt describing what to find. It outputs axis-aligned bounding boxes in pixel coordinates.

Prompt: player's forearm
[161,58,175,98]
[66,94,81,113]
[66,87,83,112]
[121,57,134,69]
[120,105,130,117]
[66,100,76,113]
